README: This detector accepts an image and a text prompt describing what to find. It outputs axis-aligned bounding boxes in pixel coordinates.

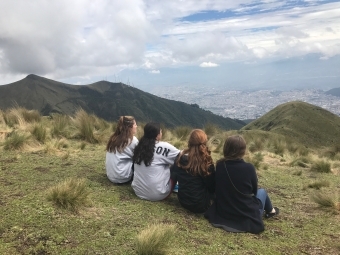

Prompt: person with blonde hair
[205,135,279,234]
[132,122,180,201]
[170,129,215,213]
[106,116,138,184]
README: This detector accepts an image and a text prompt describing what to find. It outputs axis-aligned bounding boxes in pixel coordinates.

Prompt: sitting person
[170,129,215,213]
[132,122,180,201]
[204,135,279,234]
[105,116,138,184]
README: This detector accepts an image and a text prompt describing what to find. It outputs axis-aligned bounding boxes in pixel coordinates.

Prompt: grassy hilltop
[0,105,340,254]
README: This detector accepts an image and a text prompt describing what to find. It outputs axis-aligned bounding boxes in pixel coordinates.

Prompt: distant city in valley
[151,87,340,120]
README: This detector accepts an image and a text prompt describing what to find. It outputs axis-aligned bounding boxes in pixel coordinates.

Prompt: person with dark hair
[170,129,215,213]
[106,116,138,184]
[204,135,279,234]
[132,122,180,201]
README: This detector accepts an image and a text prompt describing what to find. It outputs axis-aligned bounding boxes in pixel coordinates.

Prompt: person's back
[205,135,279,234]
[170,129,215,213]
[105,116,138,184]
[132,123,180,201]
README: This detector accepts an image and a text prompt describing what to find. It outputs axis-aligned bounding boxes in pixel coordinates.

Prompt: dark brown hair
[106,116,135,153]
[222,135,246,160]
[177,129,213,176]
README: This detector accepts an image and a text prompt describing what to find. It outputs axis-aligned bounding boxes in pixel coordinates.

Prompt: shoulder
[132,136,139,143]
[157,141,179,150]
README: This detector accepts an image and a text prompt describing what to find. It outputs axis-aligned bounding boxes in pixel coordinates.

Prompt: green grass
[1,110,340,254]
[3,131,28,150]
[311,160,331,173]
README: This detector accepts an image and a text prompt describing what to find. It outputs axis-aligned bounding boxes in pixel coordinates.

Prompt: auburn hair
[106,116,135,153]
[176,129,213,176]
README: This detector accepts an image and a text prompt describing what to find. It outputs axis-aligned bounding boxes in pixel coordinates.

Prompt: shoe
[173,183,179,193]
[265,207,279,218]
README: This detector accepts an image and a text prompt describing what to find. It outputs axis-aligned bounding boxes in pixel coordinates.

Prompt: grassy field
[1,108,340,254]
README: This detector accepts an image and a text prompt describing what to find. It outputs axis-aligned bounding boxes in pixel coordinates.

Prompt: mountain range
[0,74,245,129]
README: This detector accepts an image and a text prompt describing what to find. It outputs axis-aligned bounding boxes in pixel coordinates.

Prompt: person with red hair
[170,129,215,213]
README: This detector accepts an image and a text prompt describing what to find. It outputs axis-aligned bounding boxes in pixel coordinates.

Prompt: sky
[0,0,339,92]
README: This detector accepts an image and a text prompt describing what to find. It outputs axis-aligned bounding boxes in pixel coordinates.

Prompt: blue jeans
[256,188,273,215]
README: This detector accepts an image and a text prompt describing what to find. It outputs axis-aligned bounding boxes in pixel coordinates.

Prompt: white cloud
[150,69,160,73]
[0,0,339,89]
[200,62,219,67]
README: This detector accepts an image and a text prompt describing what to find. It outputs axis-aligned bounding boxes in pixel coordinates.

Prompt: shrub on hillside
[47,178,90,212]
[3,131,28,150]
[270,139,286,156]
[135,224,175,255]
[247,152,264,169]
[323,145,340,159]
[311,160,331,173]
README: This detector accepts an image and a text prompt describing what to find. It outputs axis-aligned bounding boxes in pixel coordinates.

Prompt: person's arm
[250,164,258,196]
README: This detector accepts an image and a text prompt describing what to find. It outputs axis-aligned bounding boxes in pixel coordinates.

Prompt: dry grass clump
[32,124,47,143]
[135,224,175,255]
[247,152,264,169]
[310,192,340,212]
[311,160,331,173]
[3,107,41,127]
[72,109,98,143]
[322,145,340,160]
[47,178,90,212]
[289,156,311,168]
[204,123,220,137]
[51,114,72,138]
[248,138,264,153]
[3,131,28,150]
[173,126,191,141]
[305,180,330,190]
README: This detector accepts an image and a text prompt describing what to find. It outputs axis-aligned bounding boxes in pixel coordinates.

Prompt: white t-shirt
[132,141,180,201]
[106,136,138,183]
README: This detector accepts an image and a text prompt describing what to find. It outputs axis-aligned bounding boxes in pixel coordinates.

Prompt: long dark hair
[106,116,135,153]
[177,129,213,176]
[133,122,160,166]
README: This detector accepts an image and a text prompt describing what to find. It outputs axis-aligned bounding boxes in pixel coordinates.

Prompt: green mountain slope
[242,101,340,147]
[0,74,245,129]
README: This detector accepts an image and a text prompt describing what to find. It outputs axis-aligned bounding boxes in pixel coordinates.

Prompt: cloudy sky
[0,0,339,91]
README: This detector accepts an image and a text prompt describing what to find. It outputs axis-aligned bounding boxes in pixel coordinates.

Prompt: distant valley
[152,86,340,120]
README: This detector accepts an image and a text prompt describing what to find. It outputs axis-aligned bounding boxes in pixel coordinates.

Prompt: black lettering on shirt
[156,146,163,154]
[162,148,170,157]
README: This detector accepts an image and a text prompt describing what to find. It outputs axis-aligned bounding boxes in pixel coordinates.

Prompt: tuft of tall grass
[310,192,339,211]
[311,160,331,173]
[173,126,191,141]
[20,108,41,123]
[306,180,330,190]
[248,138,264,153]
[51,114,71,138]
[47,178,90,212]
[323,145,340,159]
[3,131,28,150]
[270,139,286,156]
[204,123,220,137]
[73,109,97,143]
[135,224,175,255]
[289,156,310,168]
[32,124,47,143]
[251,152,264,169]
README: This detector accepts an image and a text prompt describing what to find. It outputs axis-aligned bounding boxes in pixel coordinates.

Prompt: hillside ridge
[0,74,245,129]
[242,101,340,147]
